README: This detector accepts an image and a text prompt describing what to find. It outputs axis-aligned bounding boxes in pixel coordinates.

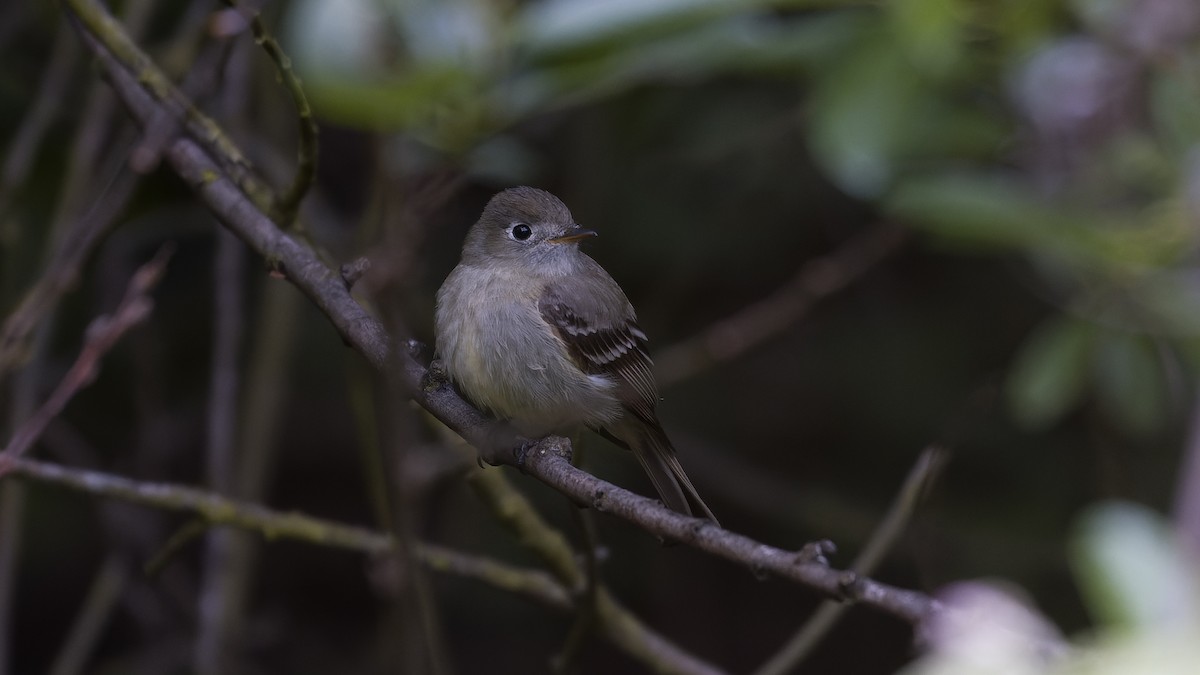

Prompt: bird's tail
[626,421,719,526]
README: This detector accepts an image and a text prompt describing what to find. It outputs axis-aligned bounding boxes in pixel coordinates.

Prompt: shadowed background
[1,0,1198,673]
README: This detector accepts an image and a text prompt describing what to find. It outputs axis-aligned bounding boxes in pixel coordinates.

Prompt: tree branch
[468,463,727,675]
[755,446,949,675]
[655,225,907,388]
[3,456,570,610]
[220,1,318,226]
[0,246,171,470]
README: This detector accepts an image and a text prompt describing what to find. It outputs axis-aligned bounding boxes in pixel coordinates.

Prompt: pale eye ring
[511,222,532,241]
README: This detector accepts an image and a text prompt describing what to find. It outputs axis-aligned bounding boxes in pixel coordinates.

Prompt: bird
[435,186,718,523]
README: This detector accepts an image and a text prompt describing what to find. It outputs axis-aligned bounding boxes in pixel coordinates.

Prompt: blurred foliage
[903,503,1200,675]
[1,0,1199,672]
[285,0,1200,437]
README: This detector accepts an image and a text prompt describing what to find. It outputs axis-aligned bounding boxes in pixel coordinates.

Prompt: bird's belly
[438,281,621,436]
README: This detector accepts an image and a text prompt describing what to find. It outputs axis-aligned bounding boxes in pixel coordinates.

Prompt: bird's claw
[513,437,537,471]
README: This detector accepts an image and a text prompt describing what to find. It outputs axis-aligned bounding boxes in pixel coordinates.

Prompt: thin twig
[47,555,128,675]
[420,542,572,609]
[222,1,318,227]
[9,456,392,550]
[0,485,24,675]
[553,500,601,672]
[202,280,302,668]
[194,225,245,674]
[468,464,727,675]
[0,246,172,471]
[754,446,949,675]
[147,520,211,577]
[2,456,572,609]
[0,20,79,213]
[655,225,907,388]
[65,0,272,211]
[0,163,138,376]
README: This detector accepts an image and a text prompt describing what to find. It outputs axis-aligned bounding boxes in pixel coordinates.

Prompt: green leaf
[888,0,969,78]
[304,67,490,141]
[286,0,391,77]
[1093,335,1167,437]
[515,17,846,111]
[887,173,1189,271]
[1071,502,1200,629]
[1150,66,1200,157]
[807,33,930,198]
[518,0,764,58]
[888,173,1091,251]
[1006,318,1095,430]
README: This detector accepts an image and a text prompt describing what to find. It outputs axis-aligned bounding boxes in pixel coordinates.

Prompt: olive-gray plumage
[435,186,717,523]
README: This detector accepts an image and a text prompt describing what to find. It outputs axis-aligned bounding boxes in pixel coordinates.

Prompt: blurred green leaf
[384,0,500,68]
[1006,317,1095,429]
[1098,133,1176,196]
[1151,65,1200,157]
[1135,272,1200,336]
[1069,0,1130,36]
[1093,335,1167,437]
[508,15,851,115]
[518,0,833,58]
[287,0,392,77]
[1064,629,1200,675]
[303,67,490,142]
[888,0,969,77]
[807,31,930,198]
[1071,502,1200,629]
[888,174,1191,270]
[888,174,1087,251]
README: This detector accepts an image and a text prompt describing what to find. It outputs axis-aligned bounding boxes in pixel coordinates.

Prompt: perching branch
[60,0,940,629]
[511,436,939,625]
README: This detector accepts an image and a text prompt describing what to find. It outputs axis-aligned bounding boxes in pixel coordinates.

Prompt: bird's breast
[435,265,622,435]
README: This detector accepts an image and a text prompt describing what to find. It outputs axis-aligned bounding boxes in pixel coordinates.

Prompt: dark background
[2,0,1198,673]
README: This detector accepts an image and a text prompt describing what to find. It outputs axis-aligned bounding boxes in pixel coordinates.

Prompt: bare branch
[2,457,570,610]
[755,446,949,675]
[48,555,127,675]
[655,225,907,388]
[0,20,79,213]
[417,543,571,610]
[220,1,318,226]
[64,0,272,211]
[468,464,727,675]
[515,436,940,626]
[0,246,172,470]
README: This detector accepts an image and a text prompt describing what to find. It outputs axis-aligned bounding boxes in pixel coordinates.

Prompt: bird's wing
[538,289,659,425]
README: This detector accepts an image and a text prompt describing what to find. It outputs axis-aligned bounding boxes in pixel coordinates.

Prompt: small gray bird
[435,186,717,523]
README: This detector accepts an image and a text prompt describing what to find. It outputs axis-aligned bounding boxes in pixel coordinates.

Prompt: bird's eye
[511,223,532,241]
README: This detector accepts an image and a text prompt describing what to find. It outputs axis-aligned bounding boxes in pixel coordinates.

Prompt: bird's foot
[512,436,539,471]
[472,422,534,469]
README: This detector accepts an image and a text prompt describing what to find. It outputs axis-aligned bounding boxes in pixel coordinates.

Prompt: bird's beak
[547,227,598,244]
